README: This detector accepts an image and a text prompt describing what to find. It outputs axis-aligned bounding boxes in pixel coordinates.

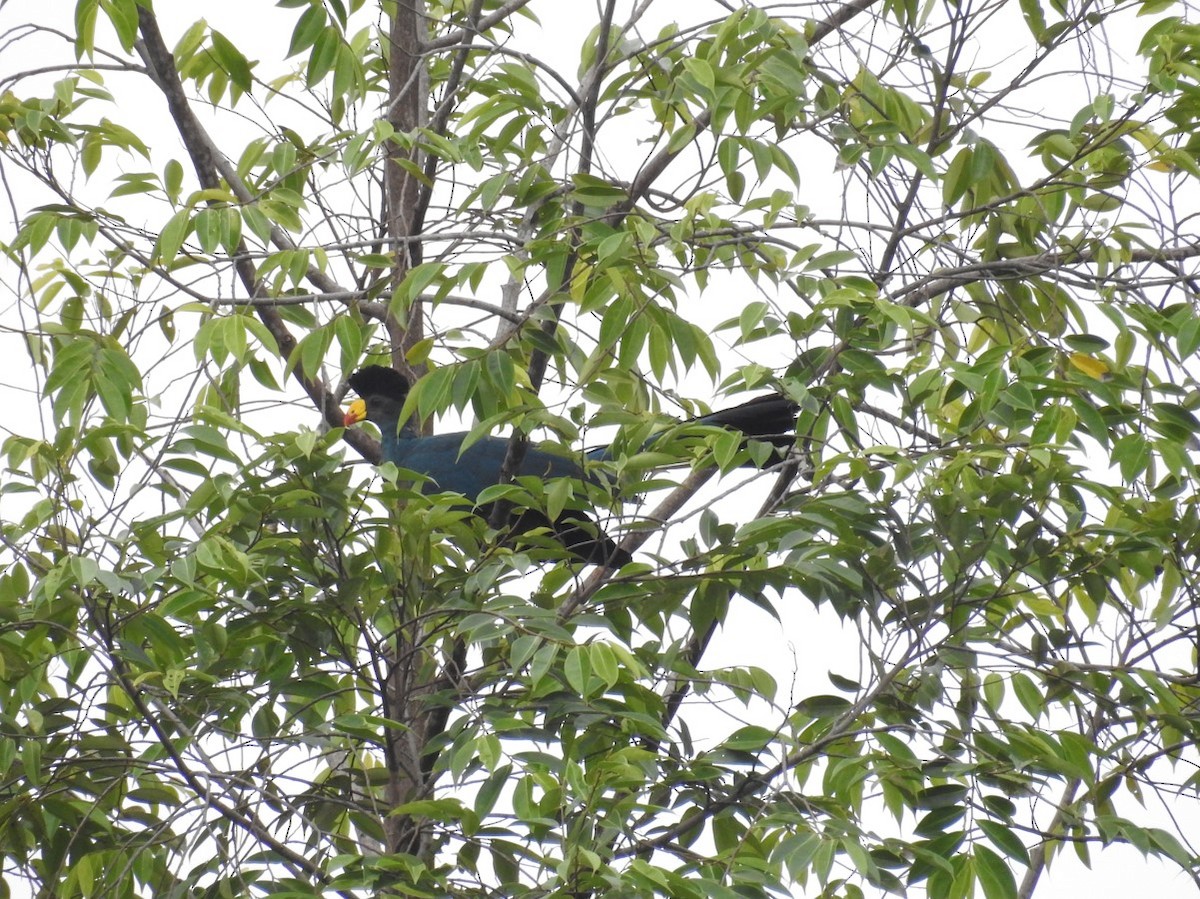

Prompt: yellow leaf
[1069,352,1109,378]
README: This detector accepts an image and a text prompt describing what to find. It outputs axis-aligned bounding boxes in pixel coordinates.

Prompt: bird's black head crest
[348,365,411,400]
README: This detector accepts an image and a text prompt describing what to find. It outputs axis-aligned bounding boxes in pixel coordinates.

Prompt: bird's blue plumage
[345,365,796,566]
[380,430,589,497]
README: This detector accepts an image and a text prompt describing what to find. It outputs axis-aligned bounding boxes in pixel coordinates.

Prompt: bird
[343,365,798,567]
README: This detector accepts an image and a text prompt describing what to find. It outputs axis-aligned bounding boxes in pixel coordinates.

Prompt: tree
[3,0,1200,895]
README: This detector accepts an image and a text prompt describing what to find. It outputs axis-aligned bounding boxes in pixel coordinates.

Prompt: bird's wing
[386,433,590,498]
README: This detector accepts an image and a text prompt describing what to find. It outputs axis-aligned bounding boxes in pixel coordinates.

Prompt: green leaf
[307,26,341,86]
[1018,0,1049,42]
[102,0,139,51]
[722,725,776,751]
[589,642,619,689]
[564,645,590,696]
[1176,315,1200,358]
[974,845,1017,899]
[155,208,192,265]
[288,4,327,57]
[210,30,253,93]
[81,132,101,176]
[1011,673,1045,719]
[795,695,853,718]
[978,820,1031,866]
[75,0,98,56]
[335,315,364,375]
[944,147,973,205]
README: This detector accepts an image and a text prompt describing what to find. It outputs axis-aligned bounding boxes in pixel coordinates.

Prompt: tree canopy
[3,0,1200,896]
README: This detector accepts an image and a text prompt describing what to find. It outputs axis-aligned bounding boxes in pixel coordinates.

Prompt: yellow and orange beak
[343,398,367,428]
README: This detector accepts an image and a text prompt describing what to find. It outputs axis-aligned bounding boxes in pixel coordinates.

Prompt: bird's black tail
[685,393,798,465]
[695,393,798,439]
[589,392,798,467]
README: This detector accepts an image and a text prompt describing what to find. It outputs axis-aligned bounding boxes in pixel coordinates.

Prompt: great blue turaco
[343,365,798,566]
